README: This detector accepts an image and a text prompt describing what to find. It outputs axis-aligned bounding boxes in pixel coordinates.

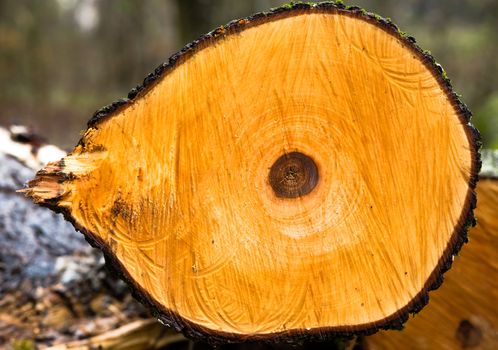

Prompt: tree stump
[363,151,498,349]
[22,3,480,342]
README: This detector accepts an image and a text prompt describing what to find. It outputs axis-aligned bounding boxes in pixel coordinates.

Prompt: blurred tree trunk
[175,0,215,43]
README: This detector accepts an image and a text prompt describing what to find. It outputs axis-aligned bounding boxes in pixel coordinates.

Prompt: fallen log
[363,150,498,349]
[22,3,480,343]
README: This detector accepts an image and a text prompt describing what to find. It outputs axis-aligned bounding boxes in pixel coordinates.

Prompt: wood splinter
[21,3,480,343]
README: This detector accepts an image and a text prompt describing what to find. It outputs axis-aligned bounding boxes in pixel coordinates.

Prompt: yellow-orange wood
[24,12,475,336]
[364,178,498,350]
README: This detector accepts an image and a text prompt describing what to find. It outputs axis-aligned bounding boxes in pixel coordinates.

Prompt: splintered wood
[23,5,479,341]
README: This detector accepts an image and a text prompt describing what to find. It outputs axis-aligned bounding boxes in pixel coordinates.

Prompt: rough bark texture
[22,2,480,342]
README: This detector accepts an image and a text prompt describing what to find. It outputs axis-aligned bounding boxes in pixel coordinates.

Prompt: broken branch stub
[22,3,480,342]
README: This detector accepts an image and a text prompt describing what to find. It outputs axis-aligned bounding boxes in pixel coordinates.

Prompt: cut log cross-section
[364,151,498,349]
[22,3,480,342]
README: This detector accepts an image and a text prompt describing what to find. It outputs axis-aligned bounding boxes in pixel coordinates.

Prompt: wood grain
[22,4,479,341]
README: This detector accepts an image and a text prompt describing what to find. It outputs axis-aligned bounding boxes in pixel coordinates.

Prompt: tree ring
[269,152,319,198]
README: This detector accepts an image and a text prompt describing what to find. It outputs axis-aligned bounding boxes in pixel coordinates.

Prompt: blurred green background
[1,0,497,149]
